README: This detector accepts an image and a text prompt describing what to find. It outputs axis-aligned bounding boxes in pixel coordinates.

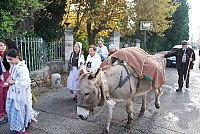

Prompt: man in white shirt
[97,39,108,61]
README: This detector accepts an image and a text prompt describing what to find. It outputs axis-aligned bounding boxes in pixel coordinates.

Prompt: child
[6,49,37,134]
[0,39,9,124]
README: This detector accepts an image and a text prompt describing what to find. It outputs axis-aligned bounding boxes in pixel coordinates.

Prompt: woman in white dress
[67,42,85,100]
[6,49,37,134]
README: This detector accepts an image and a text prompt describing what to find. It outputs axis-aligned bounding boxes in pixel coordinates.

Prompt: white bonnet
[75,42,82,50]
[109,44,116,49]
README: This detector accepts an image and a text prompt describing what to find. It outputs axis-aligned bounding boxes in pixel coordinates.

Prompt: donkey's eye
[85,93,90,97]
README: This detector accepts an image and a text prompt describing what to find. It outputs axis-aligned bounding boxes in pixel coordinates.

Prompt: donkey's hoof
[138,111,144,117]
[155,104,160,109]
[125,123,132,129]
[101,129,108,134]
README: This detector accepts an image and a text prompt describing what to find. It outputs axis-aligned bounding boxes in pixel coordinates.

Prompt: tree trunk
[6,32,11,39]
[87,23,99,45]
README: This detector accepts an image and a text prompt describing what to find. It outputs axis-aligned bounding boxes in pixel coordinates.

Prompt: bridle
[77,81,102,111]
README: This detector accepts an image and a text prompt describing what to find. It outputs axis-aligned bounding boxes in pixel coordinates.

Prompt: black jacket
[164,47,195,70]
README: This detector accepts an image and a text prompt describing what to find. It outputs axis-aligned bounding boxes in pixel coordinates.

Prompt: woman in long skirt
[67,42,84,100]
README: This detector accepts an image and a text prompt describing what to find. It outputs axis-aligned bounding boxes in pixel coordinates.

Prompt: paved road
[1,67,200,134]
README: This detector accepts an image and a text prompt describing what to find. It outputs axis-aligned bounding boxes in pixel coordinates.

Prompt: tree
[35,0,66,41]
[164,0,189,50]
[62,0,179,48]
[0,0,50,38]
[62,0,129,45]
[128,0,178,34]
[127,0,178,51]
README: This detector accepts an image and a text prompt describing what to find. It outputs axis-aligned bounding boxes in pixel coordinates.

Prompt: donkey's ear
[77,64,88,84]
[79,74,87,84]
[88,68,101,80]
[77,64,87,79]
[95,68,101,78]
[88,73,95,80]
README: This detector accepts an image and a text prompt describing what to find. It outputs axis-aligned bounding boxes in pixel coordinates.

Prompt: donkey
[76,63,164,133]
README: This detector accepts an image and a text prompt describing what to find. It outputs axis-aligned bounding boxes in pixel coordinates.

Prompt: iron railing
[15,37,63,71]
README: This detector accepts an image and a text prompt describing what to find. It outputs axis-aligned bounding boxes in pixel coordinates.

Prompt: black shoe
[73,95,77,101]
[186,84,189,88]
[0,119,7,124]
[176,88,182,92]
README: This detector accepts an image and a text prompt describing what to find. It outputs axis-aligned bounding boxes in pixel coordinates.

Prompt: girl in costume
[0,39,9,124]
[6,49,37,134]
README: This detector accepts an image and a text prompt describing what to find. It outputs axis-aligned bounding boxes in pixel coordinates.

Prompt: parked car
[166,45,192,67]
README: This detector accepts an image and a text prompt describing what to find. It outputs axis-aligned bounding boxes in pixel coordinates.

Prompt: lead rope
[93,107,104,119]
[91,71,109,119]
[93,88,104,119]
[140,55,149,77]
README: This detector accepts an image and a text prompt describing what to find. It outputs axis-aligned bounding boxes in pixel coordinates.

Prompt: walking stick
[184,52,193,87]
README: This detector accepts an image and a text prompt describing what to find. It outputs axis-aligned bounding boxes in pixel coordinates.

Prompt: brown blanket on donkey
[100,47,165,88]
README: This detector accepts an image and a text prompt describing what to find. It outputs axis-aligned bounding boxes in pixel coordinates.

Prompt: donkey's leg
[138,94,146,117]
[125,98,134,129]
[154,88,161,109]
[102,101,115,134]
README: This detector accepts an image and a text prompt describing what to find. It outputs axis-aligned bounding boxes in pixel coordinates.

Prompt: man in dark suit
[164,40,196,92]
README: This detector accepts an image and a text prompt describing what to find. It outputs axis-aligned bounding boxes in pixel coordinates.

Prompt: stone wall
[30,61,65,95]
[30,28,74,95]
[46,61,65,74]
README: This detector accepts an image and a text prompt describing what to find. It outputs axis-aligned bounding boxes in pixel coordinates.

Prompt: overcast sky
[188,0,200,43]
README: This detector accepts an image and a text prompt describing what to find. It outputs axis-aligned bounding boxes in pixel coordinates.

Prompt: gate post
[109,31,120,49]
[134,39,141,48]
[62,28,74,73]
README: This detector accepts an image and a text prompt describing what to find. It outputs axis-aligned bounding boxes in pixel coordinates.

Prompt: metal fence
[15,37,63,71]
[47,39,63,61]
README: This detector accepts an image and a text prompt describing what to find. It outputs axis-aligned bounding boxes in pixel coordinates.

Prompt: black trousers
[177,62,190,88]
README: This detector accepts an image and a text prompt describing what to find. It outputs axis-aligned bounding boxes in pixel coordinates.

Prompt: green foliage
[164,0,189,49]
[35,0,66,41]
[0,0,49,38]
[35,18,59,41]
[128,0,178,35]
[0,10,15,38]
[132,0,189,52]
[74,30,88,58]
[17,30,37,37]
[147,34,165,52]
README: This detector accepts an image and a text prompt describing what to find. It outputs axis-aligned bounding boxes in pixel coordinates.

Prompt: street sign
[140,21,153,31]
